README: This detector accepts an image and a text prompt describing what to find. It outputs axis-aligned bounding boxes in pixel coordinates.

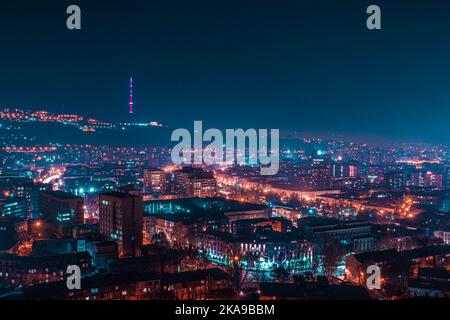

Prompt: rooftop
[351,245,450,264]
[144,197,267,223]
[418,268,450,280]
[99,191,136,199]
[201,229,307,244]
[408,278,450,292]
[22,268,228,299]
[40,190,83,200]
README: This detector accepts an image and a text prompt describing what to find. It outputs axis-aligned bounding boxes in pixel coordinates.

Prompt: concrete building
[39,190,84,225]
[143,168,167,195]
[99,191,143,257]
[174,167,217,198]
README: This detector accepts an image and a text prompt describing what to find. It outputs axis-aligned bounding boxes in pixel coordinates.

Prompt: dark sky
[1,0,450,143]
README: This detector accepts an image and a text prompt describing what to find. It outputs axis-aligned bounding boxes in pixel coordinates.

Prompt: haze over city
[0,0,449,306]
[1,0,450,143]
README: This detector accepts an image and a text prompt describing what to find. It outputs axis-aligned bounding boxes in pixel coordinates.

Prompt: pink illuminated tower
[129,76,134,114]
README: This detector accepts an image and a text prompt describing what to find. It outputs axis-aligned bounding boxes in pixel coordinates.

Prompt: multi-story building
[271,202,301,226]
[299,217,375,253]
[310,167,331,190]
[143,197,269,237]
[0,178,45,219]
[404,191,441,209]
[22,268,230,300]
[0,198,27,219]
[143,214,192,246]
[0,252,92,287]
[434,228,450,245]
[407,268,450,298]
[345,245,450,285]
[384,170,408,189]
[143,168,166,195]
[330,177,365,190]
[199,230,315,272]
[10,179,44,219]
[99,191,143,257]
[410,170,443,189]
[39,190,84,225]
[232,217,292,235]
[331,162,360,178]
[174,167,217,198]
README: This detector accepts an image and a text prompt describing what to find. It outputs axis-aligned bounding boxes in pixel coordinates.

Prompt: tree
[151,232,170,247]
[382,257,412,299]
[322,239,346,279]
[272,266,289,282]
[172,222,190,248]
[287,193,302,206]
[226,256,249,294]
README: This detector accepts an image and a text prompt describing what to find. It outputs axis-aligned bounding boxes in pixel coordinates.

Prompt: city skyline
[1,0,450,143]
[1,0,450,304]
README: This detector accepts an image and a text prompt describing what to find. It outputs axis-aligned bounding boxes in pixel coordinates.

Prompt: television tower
[129,76,134,114]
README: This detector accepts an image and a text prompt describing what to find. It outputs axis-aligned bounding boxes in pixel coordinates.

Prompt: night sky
[1,0,450,142]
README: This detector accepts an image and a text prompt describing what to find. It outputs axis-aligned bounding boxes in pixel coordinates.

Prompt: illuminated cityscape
[0,108,449,300]
[0,0,449,305]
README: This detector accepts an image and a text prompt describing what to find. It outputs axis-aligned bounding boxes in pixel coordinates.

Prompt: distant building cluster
[0,107,162,132]
[0,118,449,300]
